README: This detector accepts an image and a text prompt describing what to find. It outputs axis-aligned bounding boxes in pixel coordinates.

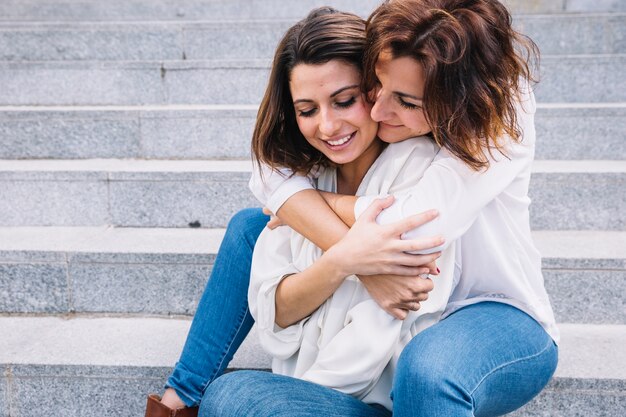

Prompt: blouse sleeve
[354,89,537,251]
[248,226,310,360]
[248,162,315,214]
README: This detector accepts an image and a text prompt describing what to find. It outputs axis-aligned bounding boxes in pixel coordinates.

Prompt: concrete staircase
[0,0,624,416]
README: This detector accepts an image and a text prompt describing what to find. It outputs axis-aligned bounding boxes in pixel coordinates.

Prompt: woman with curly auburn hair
[146,1,558,416]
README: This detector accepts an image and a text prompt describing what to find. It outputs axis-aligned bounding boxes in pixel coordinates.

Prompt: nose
[370,90,391,122]
[318,108,341,138]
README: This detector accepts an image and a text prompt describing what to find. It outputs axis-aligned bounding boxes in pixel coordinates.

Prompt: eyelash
[298,97,357,118]
[398,98,421,110]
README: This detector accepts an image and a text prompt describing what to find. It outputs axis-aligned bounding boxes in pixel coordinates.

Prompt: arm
[277,194,442,323]
[318,191,358,227]
[353,93,537,249]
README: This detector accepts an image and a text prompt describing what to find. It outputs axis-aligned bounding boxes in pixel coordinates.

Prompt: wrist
[320,246,351,282]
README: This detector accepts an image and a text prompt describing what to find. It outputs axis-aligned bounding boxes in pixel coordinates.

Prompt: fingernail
[437,268,440,273]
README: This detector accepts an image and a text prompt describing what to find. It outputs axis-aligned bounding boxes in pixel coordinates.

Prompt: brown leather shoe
[145,394,198,417]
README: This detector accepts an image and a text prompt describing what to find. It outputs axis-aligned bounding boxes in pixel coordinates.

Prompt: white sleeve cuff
[265,175,315,215]
[248,163,314,214]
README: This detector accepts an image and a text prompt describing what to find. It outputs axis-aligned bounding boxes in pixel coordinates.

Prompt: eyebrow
[293,84,360,105]
[395,91,423,101]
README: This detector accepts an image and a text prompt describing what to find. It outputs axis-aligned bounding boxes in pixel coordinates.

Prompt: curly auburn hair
[364,0,539,170]
[252,7,367,175]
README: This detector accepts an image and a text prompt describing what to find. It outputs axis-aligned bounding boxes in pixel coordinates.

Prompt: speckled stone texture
[512,378,626,417]
[108,172,257,228]
[0,0,384,21]
[2,168,622,229]
[0,372,8,417]
[2,14,623,62]
[2,106,621,160]
[0,260,69,313]
[0,110,141,159]
[529,172,626,231]
[0,56,623,105]
[536,55,626,103]
[8,365,171,417]
[140,109,254,159]
[568,0,626,12]
[0,0,622,23]
[534,106,626,160]
[0,250,218,315]
[0,26,183,61]
[544,269,626,324]
[0,175,109,226]
[70,257,212,315]
[515,14,626,55]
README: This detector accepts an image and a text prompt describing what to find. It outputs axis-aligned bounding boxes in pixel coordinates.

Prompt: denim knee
[199,371,273,417]
[225,208,268,248]
[394,334,453,392]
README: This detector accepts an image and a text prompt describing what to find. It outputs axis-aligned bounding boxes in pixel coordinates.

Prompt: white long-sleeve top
[248,87,558,343]
[249,138,457,410]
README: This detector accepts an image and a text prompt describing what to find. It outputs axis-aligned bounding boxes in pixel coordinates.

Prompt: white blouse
[248,87,558,344]
[249,139,457,410]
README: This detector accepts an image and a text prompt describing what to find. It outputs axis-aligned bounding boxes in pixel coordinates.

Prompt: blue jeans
[165,208,268,406]
[169,208,558,415]
[198,303,556,416]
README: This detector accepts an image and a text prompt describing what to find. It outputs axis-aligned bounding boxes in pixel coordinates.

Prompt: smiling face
[289,60,380,169]
[370,50,432,143]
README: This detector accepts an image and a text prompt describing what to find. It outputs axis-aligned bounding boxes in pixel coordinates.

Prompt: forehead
[374,51,425,95]
[289,61,360,96]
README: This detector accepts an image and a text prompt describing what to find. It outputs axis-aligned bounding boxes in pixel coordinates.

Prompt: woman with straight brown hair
[250,0,558,415]
[147,1,558,416]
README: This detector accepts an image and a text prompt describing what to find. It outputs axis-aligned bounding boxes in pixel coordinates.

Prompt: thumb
[361,195,395,222]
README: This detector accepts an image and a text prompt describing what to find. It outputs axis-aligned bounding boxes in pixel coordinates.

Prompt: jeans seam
[200,302,251,395]
[467,339,556,401]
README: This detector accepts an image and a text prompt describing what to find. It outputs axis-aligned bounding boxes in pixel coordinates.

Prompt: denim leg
[199,370,392,417]
[165,208,269,407]
[392,302,558,417]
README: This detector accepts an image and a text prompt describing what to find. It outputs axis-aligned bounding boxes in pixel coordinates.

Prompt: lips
[379,121,403,129]
[323,131,356,149]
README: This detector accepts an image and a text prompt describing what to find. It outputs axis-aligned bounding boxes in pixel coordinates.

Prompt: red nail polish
[437,268,440,273]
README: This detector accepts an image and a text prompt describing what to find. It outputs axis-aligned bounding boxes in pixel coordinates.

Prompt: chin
[377,131,406,144]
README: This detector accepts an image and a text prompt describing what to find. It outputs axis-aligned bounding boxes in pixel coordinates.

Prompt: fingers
[360,195,395,222]
[388,209,439,236]
[397,236,445,253]
[262,207,273,216]
[266,216,283,230]
[389,308,408,320]
[383,265,432,276]
[394,252,442,268]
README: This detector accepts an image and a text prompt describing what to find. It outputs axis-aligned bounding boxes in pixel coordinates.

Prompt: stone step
[1,55,624,106]
[0,103,624,160]
[1,13,623,62]
[0,159,624,230]
[1,0,622,22]
[0,316,624,416]
[0,227,624,323]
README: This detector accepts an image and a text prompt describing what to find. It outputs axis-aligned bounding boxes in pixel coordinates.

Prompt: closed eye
[298,108,317,118]
[398,97,421,110]
[336,97,356,108]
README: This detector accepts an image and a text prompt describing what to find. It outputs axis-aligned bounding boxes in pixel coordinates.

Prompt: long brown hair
[364,0,539,170]
[252,7,367,175]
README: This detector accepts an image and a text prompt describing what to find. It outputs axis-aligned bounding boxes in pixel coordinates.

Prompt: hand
[359,273,435,320]
[324,196,445,277]
[263,207,284,229]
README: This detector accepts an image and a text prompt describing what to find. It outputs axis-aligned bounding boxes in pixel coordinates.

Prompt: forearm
[276,189,350,251]
[318,191,357,227]
[275,251,346,328]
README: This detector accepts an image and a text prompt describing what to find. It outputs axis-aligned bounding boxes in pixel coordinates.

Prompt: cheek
[296,118,315,140]
[402,111,429,134]
[352,103,377,132]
